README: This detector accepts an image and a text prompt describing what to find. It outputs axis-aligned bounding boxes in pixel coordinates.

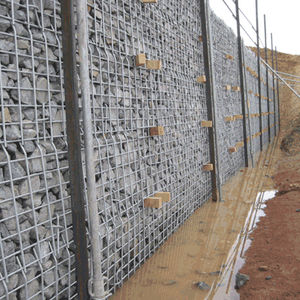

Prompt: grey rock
[23,128,37,139]
[19,175,41,196]
[0,186,12,200]
[235,273,249,289]
[19,279,40,300]
[14,9,26,21]
[24,193,43,208]
[5,125,21,140]
[17,39,30,50]
[265,275,272,280]
[24,141,36,153]
[4,161,26,180]
[0,53,9,65]
[44,269,55,286]
[296,209,300,212]
[29,148,44,173]
[195,281,210,290]
[38,205,55,223]
[7,273,19,291]
[11,77,33,105]
[0,40,14,52]
[36,77,49,104]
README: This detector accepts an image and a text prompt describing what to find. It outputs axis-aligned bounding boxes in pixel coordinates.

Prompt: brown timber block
[234,114,243,120]
[199,35,203,42]
[255,93,260,97]
[141,0,157,2]
[232,86,240,92]
[226,54,234,60]
[136,54,146,66]
[144,197,162,208]
[248,90,253,94]
[236,141,244,148]
[225,116,234,122]
[201,120,213,127]
[150,126,164,136]
[197,75,207,83]
[225,85,231,91]
[146,59,161,70]
[228,147,237,154]
[154,192,170,203]
[203,163,214,171]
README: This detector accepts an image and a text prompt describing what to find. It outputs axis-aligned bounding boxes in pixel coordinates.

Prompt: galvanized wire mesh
[0,1,277,299]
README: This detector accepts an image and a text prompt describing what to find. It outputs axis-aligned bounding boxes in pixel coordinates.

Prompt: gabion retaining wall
[0,1,277,299]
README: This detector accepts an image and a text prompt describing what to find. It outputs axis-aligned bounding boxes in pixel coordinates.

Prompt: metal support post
[242,41,254,167]
[61,1,90,299]
[271,34,277,135]
[255,0,263,151]
[275,47,281,130]
[264,15,271,143]
[236,0,249,167]
[271,33,277,135]
[200,0,222,201]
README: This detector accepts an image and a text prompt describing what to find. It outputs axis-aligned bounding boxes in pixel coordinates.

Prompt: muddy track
[238,51,300,299]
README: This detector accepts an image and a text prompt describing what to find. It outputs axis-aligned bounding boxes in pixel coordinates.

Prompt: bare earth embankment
[238,51,300,299]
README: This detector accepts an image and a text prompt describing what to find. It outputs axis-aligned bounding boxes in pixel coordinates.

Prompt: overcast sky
[210,0,300,55]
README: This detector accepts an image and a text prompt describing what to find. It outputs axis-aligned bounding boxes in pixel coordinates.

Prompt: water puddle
[209,190,277,300]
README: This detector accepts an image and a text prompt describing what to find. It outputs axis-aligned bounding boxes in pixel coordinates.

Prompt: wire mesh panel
[0,1,277,299]
[86,0,211,294]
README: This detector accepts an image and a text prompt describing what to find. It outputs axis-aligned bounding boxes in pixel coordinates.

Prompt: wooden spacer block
[234,114,243,120]
[226,54,234,60]
[225,116,234,122]
[225,85,231,91]
[232,86,240,92]
[144,197,162,208]
[146,60,162,70]
[201,120,213,128]
[229,147,237,153]
[136,54,146,66]
[154,192,170,203]
[199,35,203,42]
[248,90,253,94]
[255,93,260,97]
[141,0,157,2]
[197,75,207,83]
[203,163,213,171]
[150,126,164,136]
[236,141,244,148]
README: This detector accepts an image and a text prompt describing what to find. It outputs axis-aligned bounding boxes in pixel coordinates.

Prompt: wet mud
[111,138,278,300]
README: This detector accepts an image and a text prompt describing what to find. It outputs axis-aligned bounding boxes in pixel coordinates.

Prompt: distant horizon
[210,0,300,55]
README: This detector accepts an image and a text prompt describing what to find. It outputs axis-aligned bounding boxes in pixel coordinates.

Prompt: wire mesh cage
[0,0,277,299]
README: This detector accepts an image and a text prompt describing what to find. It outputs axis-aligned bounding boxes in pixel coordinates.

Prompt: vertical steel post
[255,0,263,151]
[275,47,281,131]
[242,41,255,167]
[264,15,271,143]
[61,1,90,299]
[76,0,105,297]
[235,0,249,167]
[271,34,277,136]
[200,0,222,201]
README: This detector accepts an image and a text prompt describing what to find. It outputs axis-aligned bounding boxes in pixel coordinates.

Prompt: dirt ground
[238,51,300,299]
